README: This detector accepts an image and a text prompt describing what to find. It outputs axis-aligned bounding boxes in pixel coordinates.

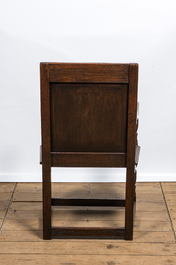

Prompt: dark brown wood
[52,227,125,239]
[49,63,129,83]
[125,64,138,240]
[40,63,51,240]
[51,198,126,207]
[40,62,139,241]
[41,151,126,167]
[133,200,136,217]
[51,152,126,167]
[134,170,137,202]
[50,83,128,153]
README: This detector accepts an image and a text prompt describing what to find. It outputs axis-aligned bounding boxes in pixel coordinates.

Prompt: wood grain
[9,201,166,212]
[0,210,6,219]
[1,230,174,243]
[51,152,126,167]
[2,219,172,232]
[0,183,16,192]
[0,241,175,255]
[0,193,12,201]
[40,63,51,239]
[15,182,125,194]
[0,254,176,265]
[49,63,129,83]
[5,209,169,222]
[50,83,128,153]
[125,64,138,239]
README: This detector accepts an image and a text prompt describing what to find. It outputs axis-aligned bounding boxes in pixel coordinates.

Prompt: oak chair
[40,63,140,240]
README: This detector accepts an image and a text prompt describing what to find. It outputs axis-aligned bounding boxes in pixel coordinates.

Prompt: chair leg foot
[43,230,51,240]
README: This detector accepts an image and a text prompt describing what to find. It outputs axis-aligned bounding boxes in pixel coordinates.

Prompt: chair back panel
[50,83,128,152]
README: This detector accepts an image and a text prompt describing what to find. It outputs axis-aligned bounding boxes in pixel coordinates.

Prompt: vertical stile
[40,63,52,240]
[125,64,138,240]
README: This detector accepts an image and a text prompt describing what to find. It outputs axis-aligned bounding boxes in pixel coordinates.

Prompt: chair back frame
[40,63,139,240]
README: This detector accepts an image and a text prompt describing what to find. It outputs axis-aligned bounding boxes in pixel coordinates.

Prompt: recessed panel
[50,83,128,152]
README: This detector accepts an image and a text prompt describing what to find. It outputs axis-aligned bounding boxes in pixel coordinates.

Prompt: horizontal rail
[47,63,129,83]
[51,226,125,239]
[51,198,126,207]
[50,152,126,167]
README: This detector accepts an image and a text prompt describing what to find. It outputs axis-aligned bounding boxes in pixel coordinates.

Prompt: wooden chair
[40,63,140,240]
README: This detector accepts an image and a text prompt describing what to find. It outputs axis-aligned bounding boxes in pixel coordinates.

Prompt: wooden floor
[0,182,176,264]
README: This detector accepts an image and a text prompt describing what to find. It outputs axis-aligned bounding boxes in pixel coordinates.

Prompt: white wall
[0,0,176,182]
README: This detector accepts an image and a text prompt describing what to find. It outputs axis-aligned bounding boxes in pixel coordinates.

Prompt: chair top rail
[40,63,133,83]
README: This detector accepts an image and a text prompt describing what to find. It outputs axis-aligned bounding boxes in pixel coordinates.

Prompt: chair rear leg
[125,167,135,240]
[43,165,51,240]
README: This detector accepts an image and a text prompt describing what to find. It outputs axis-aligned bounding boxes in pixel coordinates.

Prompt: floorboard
[0,254,176,265]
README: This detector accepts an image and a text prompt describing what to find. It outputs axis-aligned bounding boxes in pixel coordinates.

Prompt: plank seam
[0,183,18,234]
[160,182,176,243]
[0,253,176,256]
